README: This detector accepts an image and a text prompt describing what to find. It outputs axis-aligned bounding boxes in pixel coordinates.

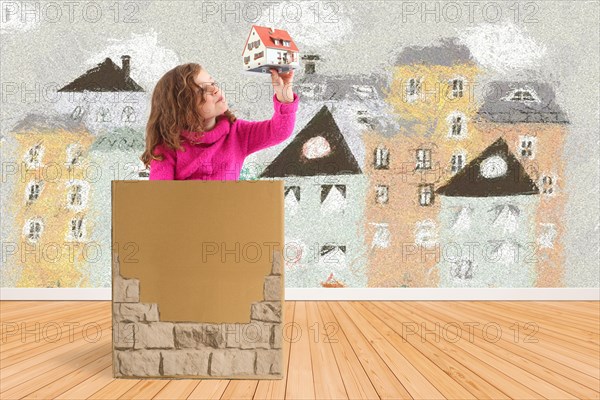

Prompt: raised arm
[236,92,299,156]
[148,143,177,180]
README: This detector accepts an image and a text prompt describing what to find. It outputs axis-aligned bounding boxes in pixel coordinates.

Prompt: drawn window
[71,106,84,120]
[451,116,462,136]
[376,185,388,204]
[538,223,557,249]
[370,222,390,249]
[511,90,536,102]
[406,77,421,98]
[24,218,43,242]
[69,216,85,241]
[97,107,111,122]
[69,185,82,206]
[416,149,432,170]
[450,258,474,280]
[451,153,465,173]
[319,244,347,268]
[121,106,136,123]
[66,143,83,168]
[418,184,434,206]
[415,220,437,248]
[25,180,42,203]
[284,186,300,202]
[374,146,389,169]
[490,204,520,234]
[321,185,346,213]
[519,136,536,158]
[66,180,89,211]
[321,184,346,202]
[451,79,464,98]
[24,143,43,169]
[541,175,555,195]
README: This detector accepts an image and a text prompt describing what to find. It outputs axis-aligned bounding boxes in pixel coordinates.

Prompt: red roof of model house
[242,25,299,55]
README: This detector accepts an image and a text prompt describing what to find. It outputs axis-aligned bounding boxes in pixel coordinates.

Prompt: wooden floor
[0,301,598,399]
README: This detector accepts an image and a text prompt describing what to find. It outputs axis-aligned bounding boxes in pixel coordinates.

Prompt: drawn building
[259,106,368,288]
[435,138,540,287]
[55,55,146,134]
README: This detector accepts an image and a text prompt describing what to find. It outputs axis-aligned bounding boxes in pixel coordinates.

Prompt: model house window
[541,175,555,195]
[25,143,43,169]
[97,107,111,122]
[370,222,390,249]
[71,106,83,120]
[283,40,290,47]
[69,217,85,241]
[66,143,83,168]
[254,40,260,47]
[451,78,464,98]
[519,136,536,158]
[416,149,432,170]
[121,106,136,123]
[25,218,43,242]
[244,56,250,64]
[374,146,389,169]
[26,180,42,203]
[375,185,388,204]
[254,51,264,60]
[451,152,465,173]
[274,39,280,45]
[418,184,434,206]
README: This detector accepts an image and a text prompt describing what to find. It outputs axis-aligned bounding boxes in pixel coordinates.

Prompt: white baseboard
[1,288,598,301]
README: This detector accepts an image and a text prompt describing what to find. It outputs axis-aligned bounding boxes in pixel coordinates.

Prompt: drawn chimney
[121,55,131,80]
[301,54,320,75]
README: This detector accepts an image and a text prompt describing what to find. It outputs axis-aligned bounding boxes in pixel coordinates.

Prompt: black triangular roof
[260,105,362,177]
[436,138,539,197]
[58,58,144,92]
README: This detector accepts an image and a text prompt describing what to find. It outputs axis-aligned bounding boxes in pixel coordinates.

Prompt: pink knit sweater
[149,92,299,180]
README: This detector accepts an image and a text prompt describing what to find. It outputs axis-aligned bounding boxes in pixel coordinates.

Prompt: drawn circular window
[302,136,331,159]
[480,156,507,178]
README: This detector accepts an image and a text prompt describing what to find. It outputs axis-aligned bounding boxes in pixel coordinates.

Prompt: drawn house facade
[473,81,569,286]
[435,138,540,287]
[364,38,483,287]
[55,55,146,134]
[6,114,95,287]
[259,106,368,288]
[242,25,300,73]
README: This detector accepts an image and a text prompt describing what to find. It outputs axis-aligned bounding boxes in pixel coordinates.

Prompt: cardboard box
[111,180,285,379]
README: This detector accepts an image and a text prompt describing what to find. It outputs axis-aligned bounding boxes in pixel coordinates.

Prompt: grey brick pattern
[112,249,284,379]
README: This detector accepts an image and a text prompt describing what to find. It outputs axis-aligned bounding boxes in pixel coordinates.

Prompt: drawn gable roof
[58,57,144,92]
[260,105,362,178]
[436,137,539,197]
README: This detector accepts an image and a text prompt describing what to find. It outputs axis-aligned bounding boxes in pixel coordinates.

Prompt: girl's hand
[270,68,294,103]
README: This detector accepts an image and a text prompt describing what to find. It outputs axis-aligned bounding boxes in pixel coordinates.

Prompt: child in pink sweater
[141,63,299,180]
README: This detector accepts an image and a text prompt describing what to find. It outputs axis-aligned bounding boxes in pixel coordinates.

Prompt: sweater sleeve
[236,92,299,156]
[149,143,177,180]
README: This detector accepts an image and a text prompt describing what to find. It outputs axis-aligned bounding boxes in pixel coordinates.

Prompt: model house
[242,25,300,74]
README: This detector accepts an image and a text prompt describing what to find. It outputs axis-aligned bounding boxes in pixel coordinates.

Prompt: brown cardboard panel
[112,180,284,323]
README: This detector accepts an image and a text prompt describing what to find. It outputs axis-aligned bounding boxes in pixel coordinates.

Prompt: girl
[141,63,299,180]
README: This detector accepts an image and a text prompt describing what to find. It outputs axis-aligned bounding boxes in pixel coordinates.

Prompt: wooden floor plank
[187,380,229,399]
[316,302,380,400]
[54,365,115,400]
[152,380,200,399]
[305,301,348,399]
[285,301,315,399]
[220,380,258,399]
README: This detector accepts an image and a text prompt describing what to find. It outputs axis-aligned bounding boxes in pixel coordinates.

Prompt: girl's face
[194,69,228,120]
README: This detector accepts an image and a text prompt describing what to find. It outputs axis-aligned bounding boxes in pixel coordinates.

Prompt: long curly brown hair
[140,63,237,168]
